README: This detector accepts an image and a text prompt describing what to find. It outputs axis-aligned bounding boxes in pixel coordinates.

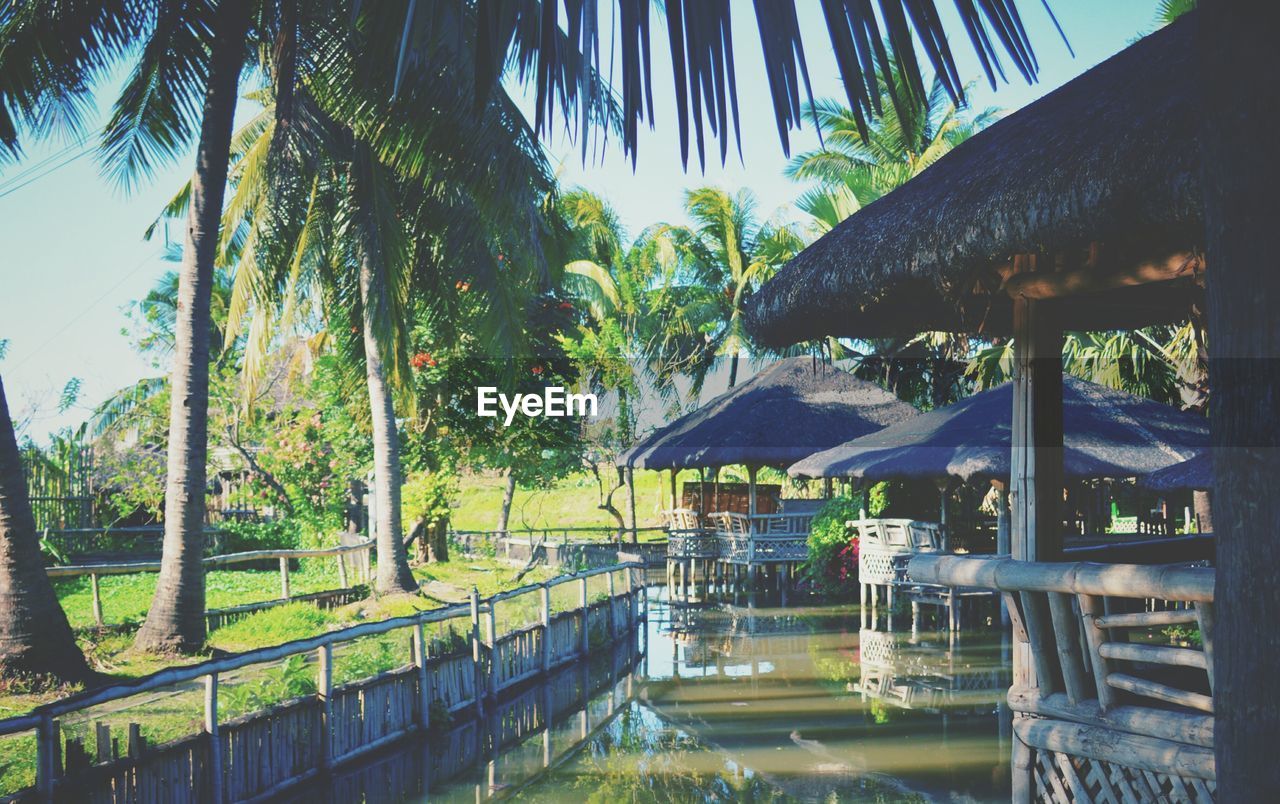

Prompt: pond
[293,587,1013,802]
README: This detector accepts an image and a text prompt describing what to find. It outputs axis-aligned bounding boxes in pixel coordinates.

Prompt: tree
[0,376,92,682]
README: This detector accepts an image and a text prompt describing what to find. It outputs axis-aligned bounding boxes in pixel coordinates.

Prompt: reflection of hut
[619,357,915,599]
[747,16,1223,799]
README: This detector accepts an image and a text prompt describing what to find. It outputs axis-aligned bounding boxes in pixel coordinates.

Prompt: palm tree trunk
[1202,2,1280,797]
[135,0,249,653]
[0,377,91,682]
[359,253,419,594]
[496,471,516,535]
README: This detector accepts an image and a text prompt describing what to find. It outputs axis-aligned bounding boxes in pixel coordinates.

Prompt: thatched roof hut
[617,357,916,471]
[1141,452,1212,492]
[788,377,1207,482]
[746,15,1203,345]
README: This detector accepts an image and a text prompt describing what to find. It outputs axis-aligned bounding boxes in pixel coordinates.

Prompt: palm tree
[191,7,564,592]
[0,376,92,682]
[670,187,803,390]
[786,68,999,234]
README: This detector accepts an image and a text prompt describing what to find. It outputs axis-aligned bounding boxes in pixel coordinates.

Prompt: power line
[0,136,91,191]
[7,250,162,371]
[0,144,95,199]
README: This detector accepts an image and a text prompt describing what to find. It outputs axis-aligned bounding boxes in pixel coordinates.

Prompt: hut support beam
[747,466,758,517]
[1010,297,1065,566]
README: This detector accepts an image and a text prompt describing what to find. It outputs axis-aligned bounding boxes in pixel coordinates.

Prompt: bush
[220,519,305,553]
[804,496,862,598]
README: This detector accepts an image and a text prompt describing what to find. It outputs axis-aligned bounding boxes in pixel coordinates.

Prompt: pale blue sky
[0,1,1159,442]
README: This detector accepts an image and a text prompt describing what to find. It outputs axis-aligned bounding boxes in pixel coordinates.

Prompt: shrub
[220,518,305,553]
[804,496,862,598]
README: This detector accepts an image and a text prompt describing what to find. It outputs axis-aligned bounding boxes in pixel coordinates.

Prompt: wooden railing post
[413,622,431,731]
[318,644,333,768]
[204,673,224,804]
[579,575,590,658]
[541,583,552,674]
[35,714,57,802]
[336,552,348,588]
[90,573,104,627]
[606,571,617,641]
[279,557,290,600]
[470,587,485,712]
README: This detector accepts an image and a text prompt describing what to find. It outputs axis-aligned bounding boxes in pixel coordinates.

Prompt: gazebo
[618,355,915,598]
[746,15,1222,801]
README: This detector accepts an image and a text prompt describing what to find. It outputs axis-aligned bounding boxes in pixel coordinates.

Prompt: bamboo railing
[908,554,1216,802]
[0,562,646,803]
[44,539,375,628]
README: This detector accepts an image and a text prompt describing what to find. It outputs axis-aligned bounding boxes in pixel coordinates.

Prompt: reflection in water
[286,587,1013,802]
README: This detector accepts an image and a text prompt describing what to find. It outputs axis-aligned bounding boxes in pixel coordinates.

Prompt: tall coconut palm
[0,376,92,682]
[185,5,566,592]
[1,0,306,651]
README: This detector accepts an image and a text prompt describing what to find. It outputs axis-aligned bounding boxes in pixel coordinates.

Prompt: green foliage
[220,519,306,553]
[220,654,318,719]
[401,469,457,529]
[804,496,862,597]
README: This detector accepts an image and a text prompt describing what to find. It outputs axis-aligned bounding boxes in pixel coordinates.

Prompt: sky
[0,0,1160,443]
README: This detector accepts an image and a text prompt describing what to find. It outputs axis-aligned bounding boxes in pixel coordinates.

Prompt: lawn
[452,469,697,532]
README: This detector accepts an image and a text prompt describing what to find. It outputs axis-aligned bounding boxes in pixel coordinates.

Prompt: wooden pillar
[541,583,552,673]
[90,573,104,627]
[205,673,223,804]
[670,470,679,509]
[823,477,833,499]
[579,576,590,657]
[413,622,431,730]
[318,644,334,768]
[936,480,950,551]
[1010,296,1065,565]
[470,587,485,713]
[625,467,638,542]
[747,465,758,517]
[278,557,290,600]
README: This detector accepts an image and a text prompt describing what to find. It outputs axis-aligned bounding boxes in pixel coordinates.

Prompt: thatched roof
[617,357,917,471]
[1141,452,1212,492]
[747,15,1203,346]
[788,377,1207,482]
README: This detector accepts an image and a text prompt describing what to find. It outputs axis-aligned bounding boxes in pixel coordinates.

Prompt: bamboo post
[541,583,552,674]
[579,575,590,658]
[318,644,333,768]
[279,557,290,600]
[470,587,485,711]
[607,571,617,641]
[205,673,224,804]
[747,465,758,517]
[36,714,57,801]
[336,552,348,588]
[90,573,104,627]
[413,622,431,731]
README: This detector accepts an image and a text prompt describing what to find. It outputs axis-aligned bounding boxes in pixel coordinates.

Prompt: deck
[664,510,812,603]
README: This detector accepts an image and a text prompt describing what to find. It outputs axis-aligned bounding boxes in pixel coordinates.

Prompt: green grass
[53,560,345,630]
[452,470,683,532]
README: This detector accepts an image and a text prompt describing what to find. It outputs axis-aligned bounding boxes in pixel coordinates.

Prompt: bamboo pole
[413,622,430,731]
[317,645,333,769]
[541,584,552,674]
[470,588,485,712]
[278,557,290,600]
[579,576,590,657]
[90,573,103,627]
[204,674,223,804]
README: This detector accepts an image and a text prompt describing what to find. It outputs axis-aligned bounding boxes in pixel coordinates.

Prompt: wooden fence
[0,562,645,803]
[44,540,375,629]
[909,554,1215,803]
[20,444,94,532]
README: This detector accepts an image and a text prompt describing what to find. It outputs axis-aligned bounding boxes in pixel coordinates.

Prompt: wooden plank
[1096,610,1200,629]
[1048,592,1091,705]
[1078,594,1120,711]
[1106,673,1214,714]
[1015,717,1216,781]
[205,673,223,804]
[1195,602,1215,694]
[1098,642,1208,670]
[1020,591,1061,695]
[1007,687,1216,748]
[318,645,334,768]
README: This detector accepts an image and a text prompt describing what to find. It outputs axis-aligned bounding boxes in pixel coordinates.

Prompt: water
[298,587,1012,802]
